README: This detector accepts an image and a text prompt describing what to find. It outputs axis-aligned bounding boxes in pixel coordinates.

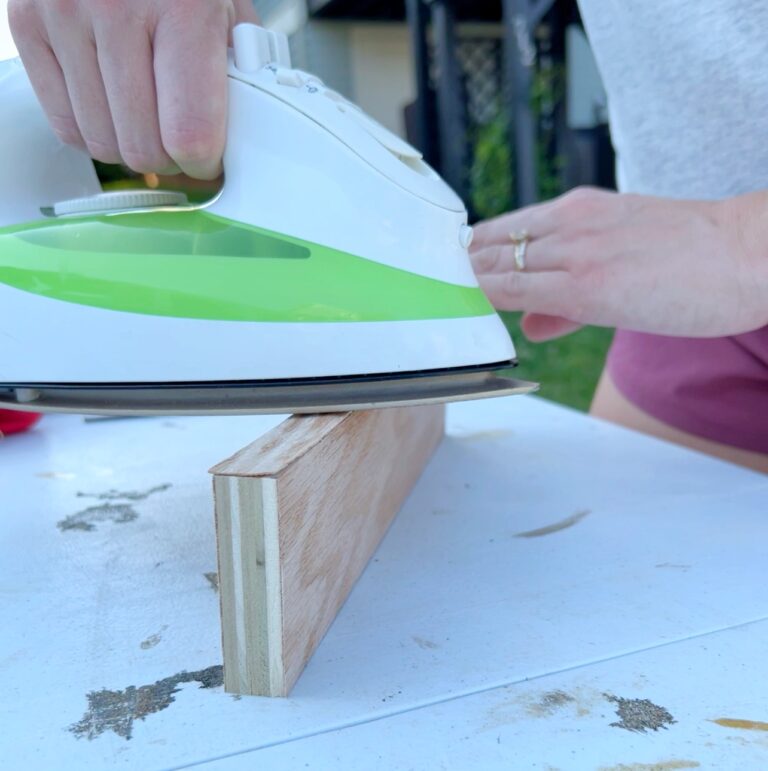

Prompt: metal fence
[405,0,613,220]
[455,36,505,127]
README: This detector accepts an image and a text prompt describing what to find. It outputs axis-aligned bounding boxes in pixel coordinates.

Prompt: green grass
[500,312,614,412]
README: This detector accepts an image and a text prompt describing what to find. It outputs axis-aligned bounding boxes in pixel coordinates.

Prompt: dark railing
[405,0,558,210]
[307,0,613,216]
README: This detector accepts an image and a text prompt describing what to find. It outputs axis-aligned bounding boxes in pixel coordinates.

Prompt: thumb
[521,313,584,341]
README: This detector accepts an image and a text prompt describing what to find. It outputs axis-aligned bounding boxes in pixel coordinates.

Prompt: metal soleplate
[0,363,537,416]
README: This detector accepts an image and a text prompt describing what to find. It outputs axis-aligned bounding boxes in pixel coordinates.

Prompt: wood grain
[211,405,445,696]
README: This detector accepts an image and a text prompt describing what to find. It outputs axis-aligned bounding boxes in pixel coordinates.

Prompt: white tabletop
[1,396,766,771]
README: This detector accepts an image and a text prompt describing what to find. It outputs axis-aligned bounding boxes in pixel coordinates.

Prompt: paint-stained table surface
[1,396,767,771]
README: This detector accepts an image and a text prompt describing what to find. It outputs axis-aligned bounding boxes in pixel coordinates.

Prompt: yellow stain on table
[712,718,768,732]
[453,428,515,442]
[598,761,700,771]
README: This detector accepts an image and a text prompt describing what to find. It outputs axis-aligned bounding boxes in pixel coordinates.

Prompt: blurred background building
[0,0,16,59]
[255,0,615,219]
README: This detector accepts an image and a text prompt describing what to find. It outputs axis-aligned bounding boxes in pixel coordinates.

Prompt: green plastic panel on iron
[0,210,495,323]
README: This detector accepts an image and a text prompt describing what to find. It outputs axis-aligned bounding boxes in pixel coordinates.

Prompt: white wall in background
[0,0,18,60]
[259,0,307,37]
[566,24,608,129]
[348,24,414,137]
[255,2,415,139]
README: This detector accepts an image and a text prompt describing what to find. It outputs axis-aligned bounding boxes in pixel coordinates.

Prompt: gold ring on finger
[509,230,531,271]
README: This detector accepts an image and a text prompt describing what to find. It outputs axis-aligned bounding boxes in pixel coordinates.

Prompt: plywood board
[211,405,445,696]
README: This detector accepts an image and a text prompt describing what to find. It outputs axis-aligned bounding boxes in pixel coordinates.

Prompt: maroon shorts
[607,327,768,454]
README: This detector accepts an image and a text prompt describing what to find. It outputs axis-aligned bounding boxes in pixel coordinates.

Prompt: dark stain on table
[530,690,576,715]
[514,509,591,538]
[57,503,139,531]
[58,484,172,531]
[204,572,220,592]
[140,626,168,650]
[69,665,223,740]
[604,693,676,733]
[76,483,172,501]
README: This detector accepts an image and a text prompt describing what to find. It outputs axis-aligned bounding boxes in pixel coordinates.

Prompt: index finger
[471,199,557,250]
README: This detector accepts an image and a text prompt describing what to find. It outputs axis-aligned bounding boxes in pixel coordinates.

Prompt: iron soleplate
[0,362,537,416]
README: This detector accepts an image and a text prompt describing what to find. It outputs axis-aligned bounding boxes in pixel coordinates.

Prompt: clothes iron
[0,25,535,415]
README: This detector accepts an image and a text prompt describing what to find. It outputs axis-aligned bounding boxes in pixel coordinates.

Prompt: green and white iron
[0,25,534,415]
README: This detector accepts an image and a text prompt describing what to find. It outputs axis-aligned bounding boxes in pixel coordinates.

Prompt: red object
[0,409,42,436]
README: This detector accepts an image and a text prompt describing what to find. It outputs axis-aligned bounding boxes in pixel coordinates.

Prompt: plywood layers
[211,405,445,696]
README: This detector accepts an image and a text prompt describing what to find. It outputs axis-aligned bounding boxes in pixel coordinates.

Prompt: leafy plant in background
[469,63,565,218]
[530,62,565,202]
[469,109,514,221]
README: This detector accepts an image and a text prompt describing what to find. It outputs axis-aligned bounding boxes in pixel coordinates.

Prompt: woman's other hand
[470,187,768,341]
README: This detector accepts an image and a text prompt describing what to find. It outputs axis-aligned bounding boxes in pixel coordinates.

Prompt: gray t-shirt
[576,1,768,456]
[578,1,768,199]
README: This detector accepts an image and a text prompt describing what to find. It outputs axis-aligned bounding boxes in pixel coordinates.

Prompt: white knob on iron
[268,30,292,68]
[233,24,291,72]
[459,225,474,249]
